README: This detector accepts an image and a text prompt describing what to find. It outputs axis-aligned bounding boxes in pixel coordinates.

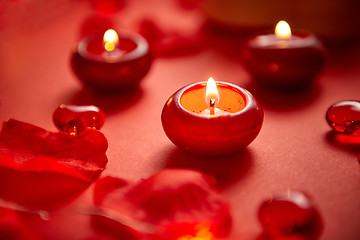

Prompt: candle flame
[177,224,213,240]
[103,29,119,52]
[275,20,291,40]
[205,77,219,108]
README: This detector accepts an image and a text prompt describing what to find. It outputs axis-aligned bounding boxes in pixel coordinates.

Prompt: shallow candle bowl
[71,30,152,92]
[161,81,264,156]
[242,31,326,90]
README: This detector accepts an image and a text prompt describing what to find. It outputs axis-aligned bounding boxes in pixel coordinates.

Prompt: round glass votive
[71,29,152,92]
[243,29,326,90]
[161,81,263,156]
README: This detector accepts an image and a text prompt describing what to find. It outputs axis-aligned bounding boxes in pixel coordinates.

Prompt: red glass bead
[53,104,105,136]
[326,100,360,136]
[258,191,322,238]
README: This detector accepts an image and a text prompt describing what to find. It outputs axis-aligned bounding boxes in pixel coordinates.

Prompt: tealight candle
[71,29,152,92]
[161,77,263,156]
[242,20,326,89]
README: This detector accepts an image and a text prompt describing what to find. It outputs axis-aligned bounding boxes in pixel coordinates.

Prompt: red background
[0,0,359,239]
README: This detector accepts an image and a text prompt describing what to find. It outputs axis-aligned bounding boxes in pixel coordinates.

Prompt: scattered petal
[94,176,129,206]
[0,119,108,210]
[91,214,142,240]
[94,169,231,239]
[176,0,203,10]
[138,19,205,57]
[91,0,127,15]
[0,206,42,240]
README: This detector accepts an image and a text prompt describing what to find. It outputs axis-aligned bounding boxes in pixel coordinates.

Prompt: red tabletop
[0,1,359,239]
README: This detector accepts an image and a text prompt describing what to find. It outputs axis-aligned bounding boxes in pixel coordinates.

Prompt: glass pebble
[52,104,105,136]
[258,191,321,237]
[326,100,360,136]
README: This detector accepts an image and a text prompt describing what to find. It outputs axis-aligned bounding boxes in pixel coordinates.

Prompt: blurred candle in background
[242,21,326,90]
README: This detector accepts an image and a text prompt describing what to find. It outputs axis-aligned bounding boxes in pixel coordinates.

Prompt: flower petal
[0,206,42,240]
[138,19,205,57]
[94,169,231,239]
[0,119,108,210]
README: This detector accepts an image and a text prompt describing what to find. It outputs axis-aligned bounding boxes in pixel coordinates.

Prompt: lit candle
[71,29,152,92]
[161,77,263,156]
[242,20,326,90]
[201,77,227,116]
[103,29,120,58]
[275,20,291,40]
[177,224,213,240]
[104,29,118,50]
[274,20,291,48]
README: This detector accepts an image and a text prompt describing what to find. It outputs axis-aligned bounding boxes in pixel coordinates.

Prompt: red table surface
[0,1,359,239]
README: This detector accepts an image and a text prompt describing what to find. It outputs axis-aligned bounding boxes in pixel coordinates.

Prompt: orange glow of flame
[275,20,291,40]
[205,77,219,108]
[177,224,214,240]
[103,29,119,52]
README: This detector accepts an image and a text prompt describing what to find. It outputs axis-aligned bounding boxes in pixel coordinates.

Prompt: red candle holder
[161,78,263,156]
[242,21,326,90]
[71,29,152,92]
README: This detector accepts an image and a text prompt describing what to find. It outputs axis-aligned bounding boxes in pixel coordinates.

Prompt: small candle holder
[161,78,263,156]
[242,21,326,90]
[71,29,152,92]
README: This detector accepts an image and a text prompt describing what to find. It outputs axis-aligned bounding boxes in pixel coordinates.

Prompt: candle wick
[210,98,215,115]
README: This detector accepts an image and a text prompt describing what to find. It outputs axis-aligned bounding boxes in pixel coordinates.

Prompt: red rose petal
[91,0,127,15]
[94,169,231,239]
[94,176,129,206]
[138,19,205,57]
[92,176,148,239]
[0,206,21,240]
[0,119,108,181]
[0,207,41,240]
[176,0,203,10]
[0,119,108,210]
[92,177,142,239]
[79,15,115,39]
[257,234,310,240]
[91,214,142,240]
